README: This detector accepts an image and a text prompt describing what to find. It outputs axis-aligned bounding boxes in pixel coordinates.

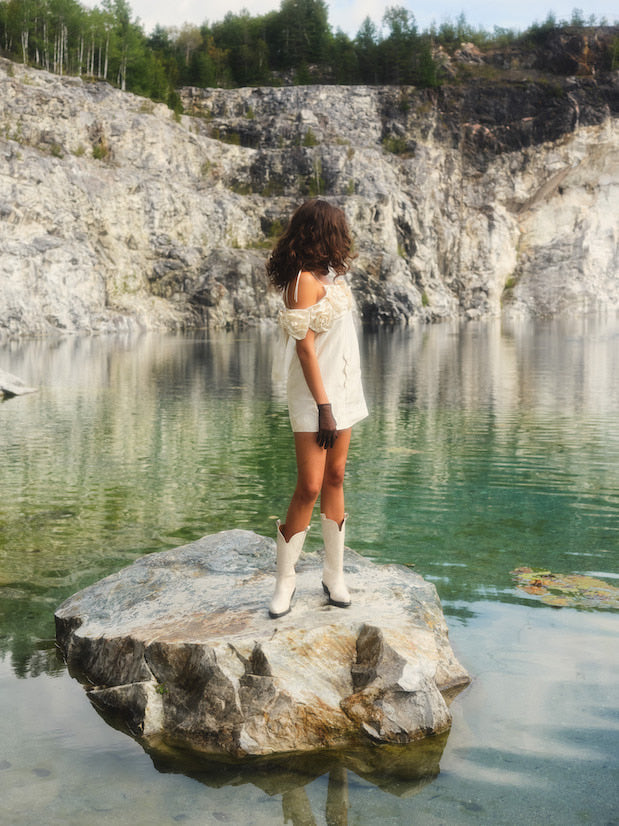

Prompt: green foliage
[307,175,325,196]
[92,140,109,160]
[522,12,559,46]
[212,128,241,145]
[382,135,408,155]
[269,0,330,70]
[267,218,284,238]
[229,180,253,195]
[432,12,491,49]
[305,157,325,195]
[167,89,183,119]
[302,128,318,147]
[260,179,285,196]
[0,0,614,108]
[247,218,288,247]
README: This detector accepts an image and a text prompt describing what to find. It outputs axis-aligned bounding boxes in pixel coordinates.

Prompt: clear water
[1,317,617,825]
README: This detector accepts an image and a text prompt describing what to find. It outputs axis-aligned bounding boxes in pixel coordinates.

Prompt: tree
[355,16,379,83]
[268,0,330,71]
[380,6,418,84]
[330,29,357,84]
[211,11,269,85]
[176,22,201,66]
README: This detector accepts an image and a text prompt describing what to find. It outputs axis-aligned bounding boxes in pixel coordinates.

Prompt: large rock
[0,367,36,398]
[55,530,470,758]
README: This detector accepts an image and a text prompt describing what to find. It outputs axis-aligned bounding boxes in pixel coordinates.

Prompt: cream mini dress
[275,271,368,433]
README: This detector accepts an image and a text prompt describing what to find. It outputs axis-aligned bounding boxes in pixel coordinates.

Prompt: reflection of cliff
[363,316,619,420]
[355,316,619,585]
[2,320,618,674]
[0,332,290,676]
[1,55,617,338]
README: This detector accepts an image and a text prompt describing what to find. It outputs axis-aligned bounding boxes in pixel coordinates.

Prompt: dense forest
[1,0,617,112]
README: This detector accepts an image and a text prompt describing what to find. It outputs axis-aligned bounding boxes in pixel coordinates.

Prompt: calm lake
[1,316,618,825]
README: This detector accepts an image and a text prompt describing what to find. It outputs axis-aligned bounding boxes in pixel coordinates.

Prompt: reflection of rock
[140,730,449,798]
[55,530,469,757]
[131,732,448,825]
[0,368,36,398]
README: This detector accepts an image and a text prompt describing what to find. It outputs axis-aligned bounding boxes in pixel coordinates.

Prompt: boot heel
[269,587,296,619]
[321,513,351,608]
[322,580,351,609]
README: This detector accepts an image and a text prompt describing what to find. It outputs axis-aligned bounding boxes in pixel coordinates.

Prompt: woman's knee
[294,478,322,505]
[323,462,346,490]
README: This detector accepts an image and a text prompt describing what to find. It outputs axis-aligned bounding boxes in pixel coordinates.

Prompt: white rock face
[0,367,36,397]
[504,130,619,317]
[1,57,617,339]
[55,530,470,758]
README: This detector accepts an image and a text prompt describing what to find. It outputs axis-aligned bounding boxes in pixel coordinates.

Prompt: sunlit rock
[2,54,616,340]
[55,530,470,758]
[0,367,36,398]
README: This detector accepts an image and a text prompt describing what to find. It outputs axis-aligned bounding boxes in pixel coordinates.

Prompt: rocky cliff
[1,55,618,338]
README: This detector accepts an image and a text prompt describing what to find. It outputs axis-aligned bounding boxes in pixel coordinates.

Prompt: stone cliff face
[0,55,617,338]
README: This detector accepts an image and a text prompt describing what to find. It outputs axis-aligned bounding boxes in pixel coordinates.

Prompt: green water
[1,317,618,824]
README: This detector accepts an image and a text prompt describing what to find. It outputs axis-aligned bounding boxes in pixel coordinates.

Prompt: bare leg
[320,428,351,525]
[281,432,328,540]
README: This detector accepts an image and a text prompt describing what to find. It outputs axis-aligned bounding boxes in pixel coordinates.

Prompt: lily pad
[511,567,619,610]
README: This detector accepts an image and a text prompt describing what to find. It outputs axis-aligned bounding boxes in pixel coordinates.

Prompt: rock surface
[1,56,617,339]
[55,529,470,758]
[0,367,36,397]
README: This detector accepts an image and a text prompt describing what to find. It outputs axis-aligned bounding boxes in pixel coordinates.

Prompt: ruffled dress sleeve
[279,308,311,341]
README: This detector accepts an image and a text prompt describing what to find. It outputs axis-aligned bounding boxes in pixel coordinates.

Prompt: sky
[82,1,618,38]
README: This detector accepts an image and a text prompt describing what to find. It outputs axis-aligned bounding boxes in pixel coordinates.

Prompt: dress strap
[293,270,302,303]
[285,270,303,307]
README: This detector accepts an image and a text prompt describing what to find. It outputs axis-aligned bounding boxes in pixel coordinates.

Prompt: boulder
[55,530,470,758]
[0,367,37,398]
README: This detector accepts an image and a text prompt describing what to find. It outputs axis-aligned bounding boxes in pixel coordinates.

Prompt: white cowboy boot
[269,521,309,618]
[321,513,351,608]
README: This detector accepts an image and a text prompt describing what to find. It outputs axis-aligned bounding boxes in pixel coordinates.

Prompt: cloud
[83,0,618,37]
[130,0,281,34]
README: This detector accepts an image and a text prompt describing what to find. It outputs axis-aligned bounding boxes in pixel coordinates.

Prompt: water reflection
[364,315,619,417]
[138,733,448,823]
[1,319,618,825]
[1,317,618,678]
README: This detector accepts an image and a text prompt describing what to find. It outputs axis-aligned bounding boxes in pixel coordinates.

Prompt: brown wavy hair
[266,199,354,291]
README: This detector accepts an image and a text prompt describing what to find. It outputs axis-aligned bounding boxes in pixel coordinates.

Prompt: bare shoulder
[285,270,324,309]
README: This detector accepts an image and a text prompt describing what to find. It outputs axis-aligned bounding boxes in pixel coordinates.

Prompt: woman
[266,199,368,618]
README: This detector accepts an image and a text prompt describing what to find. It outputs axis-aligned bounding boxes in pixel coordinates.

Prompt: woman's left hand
[317,403,338,449]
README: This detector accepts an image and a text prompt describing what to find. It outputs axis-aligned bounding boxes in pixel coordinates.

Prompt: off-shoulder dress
[276,272,368,433]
